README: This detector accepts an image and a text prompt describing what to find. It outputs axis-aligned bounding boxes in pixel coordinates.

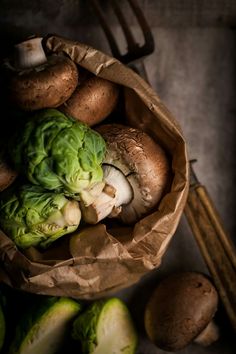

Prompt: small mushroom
[80,124,170,224]
[0,145,18,192]
[0,159,18,192]
[60,76,119,126]
[5,37,78,111]
[144,272,220,351]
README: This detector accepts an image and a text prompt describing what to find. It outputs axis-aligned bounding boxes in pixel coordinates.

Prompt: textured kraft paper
[0,35,189,299]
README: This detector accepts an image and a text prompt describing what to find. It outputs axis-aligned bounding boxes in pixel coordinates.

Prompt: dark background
[0,1,235,353]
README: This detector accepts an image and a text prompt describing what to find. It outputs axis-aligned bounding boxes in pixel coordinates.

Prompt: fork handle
[184,166,236,332]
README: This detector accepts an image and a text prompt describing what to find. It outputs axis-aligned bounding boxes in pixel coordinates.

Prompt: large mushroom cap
[144,272,219,351]
[61,76,119,126]
[7,55,78,111]
[96,124,170,224]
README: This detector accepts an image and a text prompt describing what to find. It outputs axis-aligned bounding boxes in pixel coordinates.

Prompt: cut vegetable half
[9,297,82,354]
[72,297,137,354]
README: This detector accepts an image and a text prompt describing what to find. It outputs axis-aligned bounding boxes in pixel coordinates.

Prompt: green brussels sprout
[72,297,138,354]
[9,296,82,354]
[0,293,6,351]
[0,184,81,249]
[10,109,106,198]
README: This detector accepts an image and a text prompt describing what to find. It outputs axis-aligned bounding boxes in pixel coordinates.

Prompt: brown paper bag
[0,35,189,299]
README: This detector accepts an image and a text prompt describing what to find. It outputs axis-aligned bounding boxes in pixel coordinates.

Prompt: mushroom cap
[61,76,119,126]
[144,272,219,351]
[96,124,170,224]
[8,55,78,111]
[0,160,18,192]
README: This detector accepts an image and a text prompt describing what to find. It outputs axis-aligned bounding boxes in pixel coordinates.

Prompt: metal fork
[91,0,154,63]
[90,0,236,332]
[91,0,153,81]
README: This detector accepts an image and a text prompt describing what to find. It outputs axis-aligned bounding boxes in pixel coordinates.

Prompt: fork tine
[90,0,155,64]
[111,0,139,52]
[91,0,122,59]
[127,0,155,53]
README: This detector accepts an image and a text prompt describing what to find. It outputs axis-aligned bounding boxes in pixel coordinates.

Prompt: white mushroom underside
[95,124,170,224]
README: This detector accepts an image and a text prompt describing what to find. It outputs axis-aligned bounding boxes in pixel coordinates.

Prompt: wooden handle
[185,181,236,332]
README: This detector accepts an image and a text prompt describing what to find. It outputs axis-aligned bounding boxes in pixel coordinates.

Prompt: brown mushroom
[144,272,220,351]
[0,159,18,192]
[60,76,119,126]
[80,124,170,225]
[0,144,18,192]
[6,37,78,111]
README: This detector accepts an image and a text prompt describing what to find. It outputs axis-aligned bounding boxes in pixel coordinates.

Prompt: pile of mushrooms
[2,36,170,226]
[4,36,120,126]
[1,36,121,193]
[144,272,220,351]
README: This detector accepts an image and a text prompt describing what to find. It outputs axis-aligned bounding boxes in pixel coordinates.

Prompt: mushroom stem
[80,188,117,224]
[79,181,105,206]
[103,164,133,206]
[62,201,81,226]
[14,37,47,69]
[48,201,81,227]
[80,165,133,224]
[194,320,220,346]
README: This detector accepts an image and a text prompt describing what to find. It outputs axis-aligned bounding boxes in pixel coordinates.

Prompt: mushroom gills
[80,164,133,224]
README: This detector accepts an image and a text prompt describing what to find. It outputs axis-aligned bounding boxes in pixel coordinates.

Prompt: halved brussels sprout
[0,184,81,249]
[72,297,137,354]
[9,296,82,354]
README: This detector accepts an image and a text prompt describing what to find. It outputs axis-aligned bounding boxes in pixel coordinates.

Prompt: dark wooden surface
[0,1,235,353]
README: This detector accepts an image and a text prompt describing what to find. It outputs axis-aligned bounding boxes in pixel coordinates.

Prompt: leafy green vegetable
[10,109,106,198]
[0,184,81,249]
[0,293,6,351]
[9,296,82,354]
[72,297,137,354]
